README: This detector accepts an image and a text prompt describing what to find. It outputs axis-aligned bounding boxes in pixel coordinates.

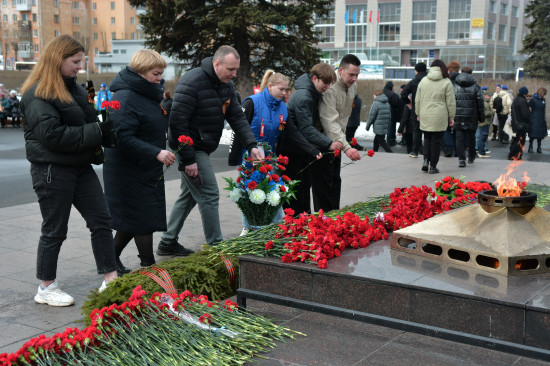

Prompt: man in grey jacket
[158,46,263,254]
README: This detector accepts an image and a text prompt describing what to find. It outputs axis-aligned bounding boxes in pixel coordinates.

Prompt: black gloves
[97,120,116,148]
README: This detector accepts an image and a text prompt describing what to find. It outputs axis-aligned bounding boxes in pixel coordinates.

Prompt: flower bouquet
[435,175,493,199]
[224,143,297,227]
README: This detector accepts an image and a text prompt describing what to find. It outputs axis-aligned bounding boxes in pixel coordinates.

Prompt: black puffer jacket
[383,81,401,122]
[169,57,256,165]
[279,73,332,153]
[21,76,103,166]
[400,71,427,113]
[452,72,484,130]
[511,94,531,134]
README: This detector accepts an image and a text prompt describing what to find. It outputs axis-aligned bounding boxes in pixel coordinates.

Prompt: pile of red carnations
[213,178,494,269]
[1,286,300,365]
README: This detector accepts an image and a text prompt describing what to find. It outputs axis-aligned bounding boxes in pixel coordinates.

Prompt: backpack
[493,95,503,114]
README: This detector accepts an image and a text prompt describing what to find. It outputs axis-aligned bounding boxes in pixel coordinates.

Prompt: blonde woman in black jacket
[20,35,118,307]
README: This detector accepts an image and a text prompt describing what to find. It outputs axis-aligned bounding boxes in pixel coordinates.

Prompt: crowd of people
[17,34,547,307]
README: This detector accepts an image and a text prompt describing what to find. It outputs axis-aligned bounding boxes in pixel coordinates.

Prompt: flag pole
[376,10,380,61]
[368,10,372,60]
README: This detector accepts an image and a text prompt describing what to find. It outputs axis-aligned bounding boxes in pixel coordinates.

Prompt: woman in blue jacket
[96,82,112,122]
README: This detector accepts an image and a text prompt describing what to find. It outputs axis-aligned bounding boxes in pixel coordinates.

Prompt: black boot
[537,146,542,153]
[422,159,429,172]
[138,255,156,267]
[528,144,534,153]
[116,257,131,277]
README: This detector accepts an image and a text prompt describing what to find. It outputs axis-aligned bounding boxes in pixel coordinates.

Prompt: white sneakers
[99,280,109,293]
[240,228,249,236]
[34,281,75,307]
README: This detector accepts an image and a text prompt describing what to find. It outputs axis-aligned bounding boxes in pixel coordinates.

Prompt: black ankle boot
[422,159,429,172]
[537,146,542,153]
[528,145,534,153]
[116,257,131,276]
[138,255,156,267]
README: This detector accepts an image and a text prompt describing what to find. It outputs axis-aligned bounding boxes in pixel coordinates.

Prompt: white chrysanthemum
[229,188,242,202]
[249,189,266,204]
[266,191,281,206]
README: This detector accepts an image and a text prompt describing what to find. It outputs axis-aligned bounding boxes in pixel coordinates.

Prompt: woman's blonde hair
[259,70,289,91]
[21,35,84,103]
[129,49,167,75]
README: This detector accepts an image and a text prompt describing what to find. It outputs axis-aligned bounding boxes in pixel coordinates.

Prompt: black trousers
[30,163,117,281]
[282,151,314,215]
[509,131,526,160]
[423,131,444,168]
[373,134,392,152]
[497,113,510,141]
[455,129,476,161]
[411,111,423,154]
[311,153,341,212]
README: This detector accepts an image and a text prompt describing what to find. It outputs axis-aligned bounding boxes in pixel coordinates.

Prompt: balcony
[18,50,31,59]
[16,0,31,11]
[18,20,30,29]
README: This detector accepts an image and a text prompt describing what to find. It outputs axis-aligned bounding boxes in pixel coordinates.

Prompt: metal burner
[478,190,537,215]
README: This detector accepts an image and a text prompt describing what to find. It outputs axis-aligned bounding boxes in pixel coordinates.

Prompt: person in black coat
[452,66,484,167]
[400,62,427,157]
[383,81,401,146]
[528,87,547,153]
[20,35,117,306]
[509,87,531,160]
[103,49,175,272]
[345,94,366,150]
[7,90,21,127]
[159,45,262,253]
[160,90,173,136]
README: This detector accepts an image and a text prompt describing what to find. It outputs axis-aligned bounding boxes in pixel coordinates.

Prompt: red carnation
[280,186,287,192]
[110,100,121,110]
[271,174,279,182]
[367,149,375,157]
[442,183,451,192]
[318,259,328,269]
[334,150,341,157]
[265,240,274,250]
[278,164,286,171]
[455,189,464,197]
[101,101,111,109]
[259,166,268,174]
[247,181,257,190]
[282,175,291,181]
[351,138,357,146]
[435,181,441,189]
[443,176,452,183]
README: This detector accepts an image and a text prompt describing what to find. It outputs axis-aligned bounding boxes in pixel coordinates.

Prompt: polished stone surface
[239,238,550,349]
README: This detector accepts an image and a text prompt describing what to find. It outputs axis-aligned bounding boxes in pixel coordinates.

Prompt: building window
[412,1,436,40]
[4,30,8,38]
[92,17,97,25]
[34,44,38,52]
[73,17,80,25]
[130,17,135,25]
[489,0,496,13]
[447,0,471,40]
[54,30,60,37]
[130,32,135,39]
[92,1,96,10]
[73,31,80,39]
[512,6,518,17]
[110,1,114,9]
[32,13,37,21]
[32,0,36,4]
[3,14,7,22]
[345,4,368,43]
[94,47,98,54]
[11,0,14,5]
[93,32,98,40]
[13,30,18,38]
[378,3,400,42]
[487,21,495,40]
[54,14,59,23]
[111,32,116,39]
[111,17,115,25]
[500,3,508,15]
[498,24,506,41]
[33,29,37,37]
[72,1,79,9]
[21,13,27,21]
[2,0,6,6]
[314,7,335,43]
[12,14,17,22]
[53,0,58,7]
[121,49,126,54]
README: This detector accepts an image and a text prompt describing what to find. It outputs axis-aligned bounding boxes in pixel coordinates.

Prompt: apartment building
[0,0,144,71]
[314,0,530,75]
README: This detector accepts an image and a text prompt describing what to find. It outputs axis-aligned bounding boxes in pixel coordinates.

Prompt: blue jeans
[476,125,490,154]
[162,151,223,246]
[241,207,284,229]
[30,163,117,281]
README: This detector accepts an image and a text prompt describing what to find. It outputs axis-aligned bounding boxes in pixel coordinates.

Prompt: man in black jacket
[508,87,531,160]
[383,81,401,146]
[158,45,262,254]
[400,62,427,158]
[453,66,484,167]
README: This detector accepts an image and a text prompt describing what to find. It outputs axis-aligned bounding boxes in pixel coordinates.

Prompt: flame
[493,159,530,197]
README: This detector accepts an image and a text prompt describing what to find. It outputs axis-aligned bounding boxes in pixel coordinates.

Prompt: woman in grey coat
[366,90,393,152]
